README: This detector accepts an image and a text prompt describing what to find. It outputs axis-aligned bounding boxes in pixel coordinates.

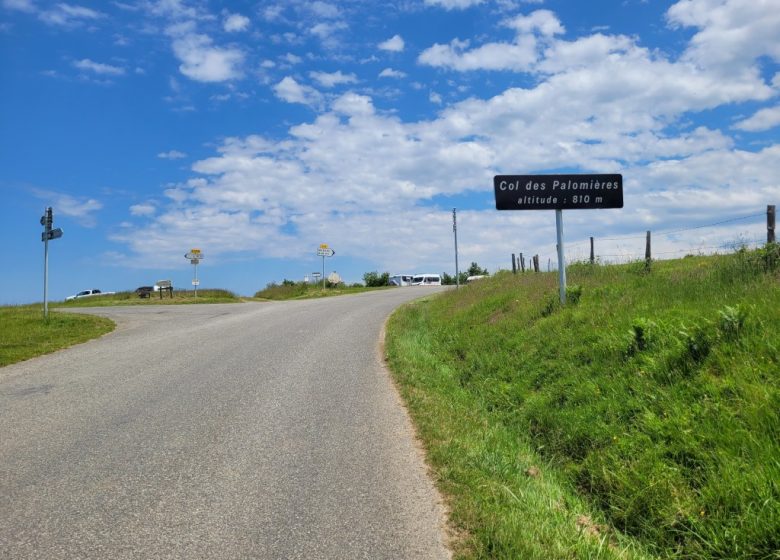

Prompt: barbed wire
[516,208,771,265]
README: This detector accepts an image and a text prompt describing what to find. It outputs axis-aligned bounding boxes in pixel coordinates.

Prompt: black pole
[590,237,595,264]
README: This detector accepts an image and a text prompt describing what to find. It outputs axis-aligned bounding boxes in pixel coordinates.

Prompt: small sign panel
[317,248,335,257]
[494,174,623,210]
[41,228,63,241]
[192,280,200,286]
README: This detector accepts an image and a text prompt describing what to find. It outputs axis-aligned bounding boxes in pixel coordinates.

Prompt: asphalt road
[0,288,451,559]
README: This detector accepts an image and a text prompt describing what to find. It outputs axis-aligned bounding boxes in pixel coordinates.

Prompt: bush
[363,271,390,287]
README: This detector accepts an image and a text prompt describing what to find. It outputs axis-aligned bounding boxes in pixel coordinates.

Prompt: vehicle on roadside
[389,274,413,286]
[466,275,487,283]
[411,274,442,286]
[135,286,154,298]
[65,289,115,301]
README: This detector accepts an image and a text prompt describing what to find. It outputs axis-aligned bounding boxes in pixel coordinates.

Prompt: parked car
[65,289,115,301]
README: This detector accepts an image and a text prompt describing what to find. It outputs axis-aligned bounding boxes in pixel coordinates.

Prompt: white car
[65,289,115,301]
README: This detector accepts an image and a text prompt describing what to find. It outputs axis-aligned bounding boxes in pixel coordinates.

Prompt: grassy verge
[385,246,780,559]
[53,288,240,307]
[254,282,389,300]
[0,305,115,367]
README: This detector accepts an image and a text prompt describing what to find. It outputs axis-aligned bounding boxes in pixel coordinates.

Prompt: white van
[411,274,442,286]
[389,274,413,286]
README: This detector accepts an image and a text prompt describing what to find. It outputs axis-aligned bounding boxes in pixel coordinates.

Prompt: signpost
[494,174,623,304]
[316,244,335,289]
[40,207,63,319]
[453,208,460,289]
[184,249,203,297]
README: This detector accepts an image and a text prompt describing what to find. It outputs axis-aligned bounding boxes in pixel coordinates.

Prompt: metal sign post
[316,244,335,289]
[453,208,460,289]
[555,209,566,304]
[184,249,204,297]
[40,207,64,320]
[494,174,623,304]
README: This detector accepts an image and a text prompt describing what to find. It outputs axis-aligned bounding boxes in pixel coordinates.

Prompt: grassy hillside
[53,288,240,307]
[254,281,388,300]
[386,246,779,559]
[0,305,114,367]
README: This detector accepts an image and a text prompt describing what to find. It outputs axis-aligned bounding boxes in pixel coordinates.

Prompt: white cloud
[667,0,780,72]
[429,91,443,104]
[504,9,564,36]
[170,31,244,82]
[309,1,339,18]
[419,36,539,71]
[378,34,405,52]
[419,10,564,72]
[73,58,125,76]
[309,70,357,88]
[130,203,156,216]
[379,67,407,79]
[282,53,303,65]
[39,3,104,27]
[273,76,322,107]
[733,105,780,132]
[223,13,249,32]
[310,20,347,44]
[158,150,187,159]
[33,190,103,227]
[424,0,485,9]
[2,0,35,13]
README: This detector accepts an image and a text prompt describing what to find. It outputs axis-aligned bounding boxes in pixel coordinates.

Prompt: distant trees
[442,262,489,285]
[467,262,489,277]
[363,271,390,287]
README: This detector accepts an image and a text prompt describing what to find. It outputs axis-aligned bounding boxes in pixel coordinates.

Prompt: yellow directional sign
[319,243,328,249]
[191,248,201,254]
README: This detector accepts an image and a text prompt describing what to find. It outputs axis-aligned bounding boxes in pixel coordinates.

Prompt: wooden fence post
[520,253,525,272]
[533,255,539,272]
[645,230,652,269]
[590,237,595,264]
[512,253,517,274]
[768,205,776,243]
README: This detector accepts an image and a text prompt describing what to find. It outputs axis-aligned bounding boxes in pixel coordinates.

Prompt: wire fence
[510,207,776,273]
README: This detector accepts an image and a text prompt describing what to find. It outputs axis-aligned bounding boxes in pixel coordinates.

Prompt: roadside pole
[453,208,460,288]
[555,209,566,304]
[40,207,63,320]
[184,249,203,297]
[316,244,335,289]
[43,227,49,319]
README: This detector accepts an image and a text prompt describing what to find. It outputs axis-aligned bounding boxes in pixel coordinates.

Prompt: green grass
[53,288,241,307]
[385,246,780,559]
[0,305,115,367]
[254,282,389,300]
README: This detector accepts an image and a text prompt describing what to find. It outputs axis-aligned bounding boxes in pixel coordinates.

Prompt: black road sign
[494,174,623,210]
[41,228,63,241]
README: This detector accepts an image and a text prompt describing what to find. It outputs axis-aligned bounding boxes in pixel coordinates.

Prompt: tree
[363,271,390,287]
[467,262,489,277]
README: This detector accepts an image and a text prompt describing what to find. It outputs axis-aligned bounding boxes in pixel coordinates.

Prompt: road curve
[0,288,451,559]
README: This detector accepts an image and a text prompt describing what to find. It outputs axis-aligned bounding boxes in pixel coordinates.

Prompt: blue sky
[1,0,779,304]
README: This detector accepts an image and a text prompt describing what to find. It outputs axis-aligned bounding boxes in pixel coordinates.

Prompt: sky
[1,0,779,304]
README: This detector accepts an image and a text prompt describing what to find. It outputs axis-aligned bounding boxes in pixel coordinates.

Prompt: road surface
[0,288,451,559]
